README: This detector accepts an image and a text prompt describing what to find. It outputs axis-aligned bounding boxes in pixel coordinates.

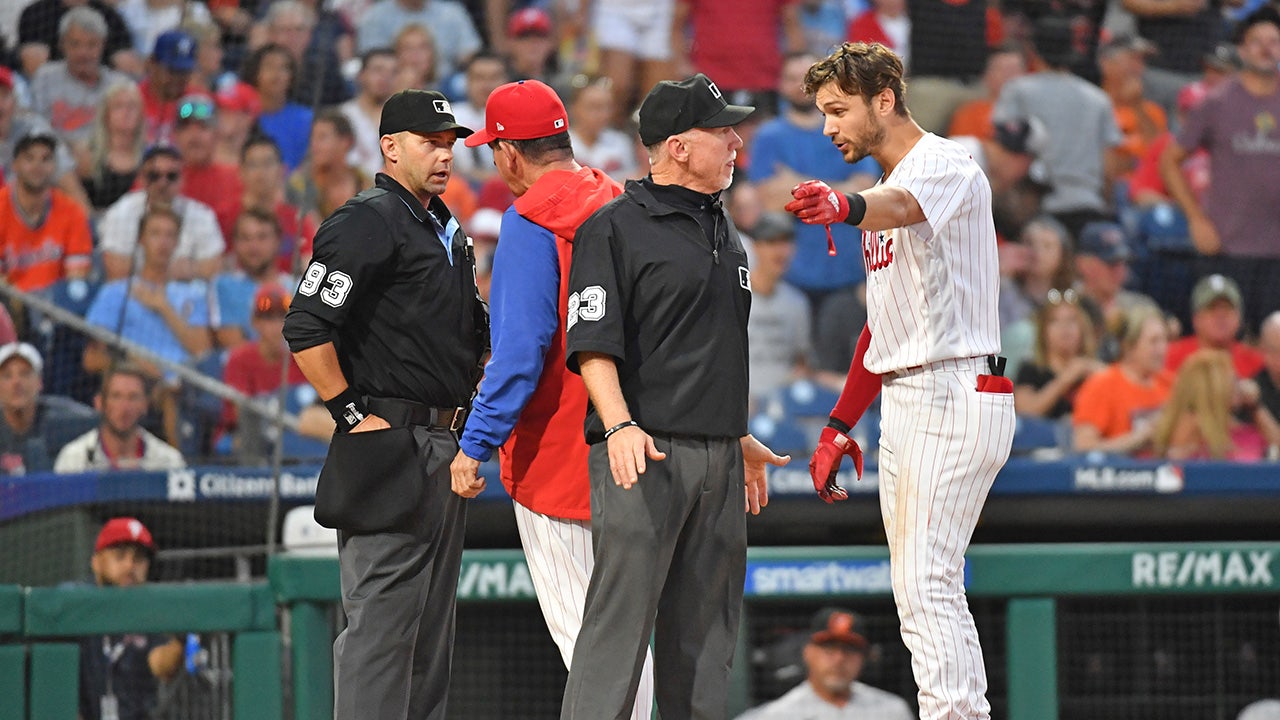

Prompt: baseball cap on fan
[379,89,474,139]
[637,73,755,146]
[809,607,869,650]
[464,80,569,147]
[507,7,552,38]
[1190,273,1243,313]
[253,284,290,318]
[1077,221,1132,264]
[152,30,197,72]
[95,517,157,555]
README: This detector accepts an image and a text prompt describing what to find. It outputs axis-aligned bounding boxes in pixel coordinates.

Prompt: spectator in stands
[750,52,878,314]
[1124,0,1232,109]
[567,77,639,183]
[993,16,1123,240]
[1160,7,1280,336]
[98,145,224,280]
[1150,348,1265,461]
[215,136,314,272]
[1129,79,1213,208]
[85,205,213,376]
[450,52,507,186]
[140,30,198,145]
[846,0,910,68]
[221,284,309,459]
[174,93,243,212]
[214,208,295,348]
[340,48,397,178]
[1073,304,1172,455]
[287,110,367,226]
[356,0,481,82]
[1098,34,1167,185]
[211,80,261,167]
[54,365,187,471]
[734,608,913,720]
[954,117,1051,243]
[0,342,97,476]
[30,6,132,146]
[1254,312,1280,457]
[746,212,812,405]
[390,23,439,93]
[17,0,137,78]
[262,0,351,107]
[592,0,676,124]
[184,19,236,96]
[676,0,806,113]
[1167,274,1264,379]
[76,80,144,212]
[505,8,557,82]
[243,43,312,171]
[74,517,183,720]
[0,67,93,210]
[0,131,93,292]
[1014,289,1103,421]
[117,0,212,60]
[1073,221,1159,362]
[999,216,1078,377]
[948,44,1026,141]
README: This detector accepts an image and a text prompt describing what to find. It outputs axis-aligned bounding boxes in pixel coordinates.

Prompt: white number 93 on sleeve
[297,261,353,308]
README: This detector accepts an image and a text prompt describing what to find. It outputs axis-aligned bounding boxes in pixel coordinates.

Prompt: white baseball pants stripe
[878,357,1015,720]
[514,502,655,720]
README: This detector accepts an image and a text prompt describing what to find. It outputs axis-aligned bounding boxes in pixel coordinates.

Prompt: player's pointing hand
[785,179,850,225]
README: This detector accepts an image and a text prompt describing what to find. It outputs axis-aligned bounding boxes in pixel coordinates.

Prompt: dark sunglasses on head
[178,101,215,121]
[146,170,181,183]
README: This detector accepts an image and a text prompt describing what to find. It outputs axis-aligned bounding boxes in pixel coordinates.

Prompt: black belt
[366,397,468,431]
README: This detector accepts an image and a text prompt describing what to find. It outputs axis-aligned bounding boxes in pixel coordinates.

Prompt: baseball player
[447,79,655,718]
[784,43,1016,720]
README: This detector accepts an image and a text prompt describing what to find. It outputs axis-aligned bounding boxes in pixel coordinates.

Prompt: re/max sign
[1132,551,1273,589]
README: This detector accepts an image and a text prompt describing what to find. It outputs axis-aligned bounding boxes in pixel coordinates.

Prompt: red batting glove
[785,180,848,256]
[785,180,849,225]
[809,426,862,503]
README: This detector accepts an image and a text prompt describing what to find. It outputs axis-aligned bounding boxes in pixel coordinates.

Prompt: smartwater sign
[744,559,893,597]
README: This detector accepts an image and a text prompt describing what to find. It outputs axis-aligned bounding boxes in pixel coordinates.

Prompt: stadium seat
[1011,415,1062,454]
[281,505,338,555]
[779,380,841,418]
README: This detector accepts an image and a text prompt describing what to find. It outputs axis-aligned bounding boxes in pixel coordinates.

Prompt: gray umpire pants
[333,426,466,720]
[561,435,747,720]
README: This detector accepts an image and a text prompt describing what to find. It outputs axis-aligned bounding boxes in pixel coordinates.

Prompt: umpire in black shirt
[282,89,487,720]
[561,74,791,720]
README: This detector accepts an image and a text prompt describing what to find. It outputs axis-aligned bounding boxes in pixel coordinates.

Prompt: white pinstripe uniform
[512,504,655,720]
[861,133,1016,720]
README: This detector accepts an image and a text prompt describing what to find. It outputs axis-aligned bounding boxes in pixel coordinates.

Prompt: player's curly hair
[803,42,910,117]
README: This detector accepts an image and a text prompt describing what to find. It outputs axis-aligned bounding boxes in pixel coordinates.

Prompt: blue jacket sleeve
[459,208,560,461]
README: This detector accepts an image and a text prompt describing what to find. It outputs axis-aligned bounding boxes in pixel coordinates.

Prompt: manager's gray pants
[561,435,746,720]
[333,427,466,720]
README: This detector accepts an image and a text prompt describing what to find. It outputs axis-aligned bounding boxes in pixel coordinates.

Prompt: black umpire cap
[637,73,754,146]
[379,89,474,139]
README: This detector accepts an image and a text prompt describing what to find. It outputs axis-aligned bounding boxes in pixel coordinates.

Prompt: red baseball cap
[464,79,569,147]
[216,81,262,115]
[95,517,157,554]
[507,7,552,38]
[0,67,13,91]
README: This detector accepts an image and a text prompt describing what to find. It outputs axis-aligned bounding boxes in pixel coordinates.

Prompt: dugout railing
[3,542,1277,719]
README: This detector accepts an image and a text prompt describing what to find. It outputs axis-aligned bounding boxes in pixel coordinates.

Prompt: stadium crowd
[0,0,1279,472]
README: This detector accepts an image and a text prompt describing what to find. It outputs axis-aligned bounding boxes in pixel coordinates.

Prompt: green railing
[4,542,1278,718]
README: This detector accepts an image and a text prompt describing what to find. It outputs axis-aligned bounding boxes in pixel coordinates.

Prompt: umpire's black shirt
[566,177,751,443]
[283,173,485,407]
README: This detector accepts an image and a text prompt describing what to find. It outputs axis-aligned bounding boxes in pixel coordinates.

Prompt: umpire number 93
[297,262,353,308]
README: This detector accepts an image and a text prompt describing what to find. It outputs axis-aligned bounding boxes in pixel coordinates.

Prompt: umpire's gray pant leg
[654,437,746,719]
[333,428,466,720]
[561,436,747,720]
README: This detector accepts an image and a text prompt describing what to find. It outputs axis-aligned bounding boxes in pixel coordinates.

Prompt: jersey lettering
[567,291,580,330]
[864,231,894,273]
[578,286,606,322]
[298,262,354,307]
[321,271,353,307]
[297,262,326,296]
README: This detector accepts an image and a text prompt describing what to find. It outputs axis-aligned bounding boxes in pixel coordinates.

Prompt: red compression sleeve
[830,324,883,429]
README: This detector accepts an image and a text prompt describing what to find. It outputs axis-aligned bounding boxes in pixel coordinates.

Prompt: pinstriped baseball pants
[513,503,656,719]
[878,358,1015,720]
